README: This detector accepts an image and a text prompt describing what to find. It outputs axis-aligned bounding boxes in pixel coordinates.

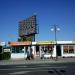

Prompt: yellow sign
[72,41,75,44]
[36,41,56,45]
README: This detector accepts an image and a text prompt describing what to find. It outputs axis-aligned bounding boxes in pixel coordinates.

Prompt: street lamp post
[51,24,60,60]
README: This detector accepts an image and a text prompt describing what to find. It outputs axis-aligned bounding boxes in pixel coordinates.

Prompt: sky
[0,0,75,42]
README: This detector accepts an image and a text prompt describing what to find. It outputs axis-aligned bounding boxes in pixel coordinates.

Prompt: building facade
[8,41,75,59]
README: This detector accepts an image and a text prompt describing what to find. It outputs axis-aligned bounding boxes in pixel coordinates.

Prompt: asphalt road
[0,63,75,75]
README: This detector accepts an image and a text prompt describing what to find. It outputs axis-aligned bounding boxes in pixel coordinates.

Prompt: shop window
[63,46,68,53]
[41,45,54,54]
[63,45,74,54]
[12,46,24,53]
[69,46,74,53]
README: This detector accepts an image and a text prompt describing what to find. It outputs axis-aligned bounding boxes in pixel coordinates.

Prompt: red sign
[9,41,31,46]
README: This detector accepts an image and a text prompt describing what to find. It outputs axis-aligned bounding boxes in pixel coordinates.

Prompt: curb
[0,58,75,65]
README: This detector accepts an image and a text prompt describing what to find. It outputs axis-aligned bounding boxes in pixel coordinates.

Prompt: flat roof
[8,41,75,46]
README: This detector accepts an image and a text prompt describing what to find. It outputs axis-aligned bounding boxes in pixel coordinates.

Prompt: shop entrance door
[56,45,61,56]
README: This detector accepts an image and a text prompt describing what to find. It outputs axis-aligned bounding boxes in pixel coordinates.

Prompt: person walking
[26,47,31,60]
[30,48,34,59]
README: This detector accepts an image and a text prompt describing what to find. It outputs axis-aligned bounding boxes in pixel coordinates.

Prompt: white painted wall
[52,45,56,57]
[57,41,72,44]
[11,53,27,59]
[62,54,75,57]
[61,45,63,56]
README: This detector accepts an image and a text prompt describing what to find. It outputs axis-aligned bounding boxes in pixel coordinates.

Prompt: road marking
[39,64,50,67]
[9,70,50,75]
[16,66,27,68]
[9,69,66,75]
[0,66,67,71]
[9,71,30,75]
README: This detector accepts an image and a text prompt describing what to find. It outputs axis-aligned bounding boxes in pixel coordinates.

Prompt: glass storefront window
[63,46,68,53]
[63,45,74,54]
[69,46,74,53]
[12,46,24,53]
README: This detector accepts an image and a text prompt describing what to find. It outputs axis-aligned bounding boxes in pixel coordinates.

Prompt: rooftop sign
[36,41,56,45]
[0,42,6,46]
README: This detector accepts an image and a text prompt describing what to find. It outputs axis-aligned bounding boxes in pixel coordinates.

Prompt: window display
[63,45,74,53]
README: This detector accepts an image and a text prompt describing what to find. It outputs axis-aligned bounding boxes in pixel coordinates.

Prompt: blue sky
[0,0,75,42]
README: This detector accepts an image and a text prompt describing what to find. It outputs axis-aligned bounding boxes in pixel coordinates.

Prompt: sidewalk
[0,57,75,65]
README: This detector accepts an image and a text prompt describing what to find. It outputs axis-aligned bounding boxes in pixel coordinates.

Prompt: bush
[0,52,11,60]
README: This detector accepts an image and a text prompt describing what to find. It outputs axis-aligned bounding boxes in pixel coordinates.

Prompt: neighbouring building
[8,40,75,59]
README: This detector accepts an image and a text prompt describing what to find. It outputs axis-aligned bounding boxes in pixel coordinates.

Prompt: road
[0,62,75,75]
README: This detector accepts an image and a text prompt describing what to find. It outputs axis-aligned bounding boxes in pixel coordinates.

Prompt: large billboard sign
[19,15,37,37]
